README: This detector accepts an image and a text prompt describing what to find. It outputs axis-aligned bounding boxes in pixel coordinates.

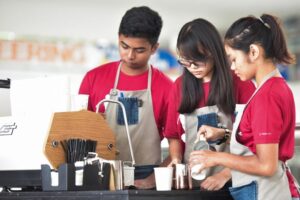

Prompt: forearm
[216,151,278,176]
[216,167,231,181]
[191,143,279,177]
[168,138,183,163]
[199,125,229,142]
[160,155,172,167]
[200,167,232,191]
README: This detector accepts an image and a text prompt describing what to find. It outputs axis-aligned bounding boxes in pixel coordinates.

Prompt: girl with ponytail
[190,14,299,200]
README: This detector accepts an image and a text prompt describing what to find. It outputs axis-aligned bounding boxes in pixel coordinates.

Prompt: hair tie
[258,17,271,29]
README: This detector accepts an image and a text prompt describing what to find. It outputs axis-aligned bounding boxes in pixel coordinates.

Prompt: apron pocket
[117,97,139,125]
[197,112,219,129]
[197,113,222,144]
[229,181,258,200]
[134,165,158,180]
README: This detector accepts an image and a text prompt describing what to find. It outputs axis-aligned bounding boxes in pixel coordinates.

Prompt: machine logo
[0,122,17,136]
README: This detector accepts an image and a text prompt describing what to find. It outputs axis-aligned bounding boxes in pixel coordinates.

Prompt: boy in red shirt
[79,6,173,189]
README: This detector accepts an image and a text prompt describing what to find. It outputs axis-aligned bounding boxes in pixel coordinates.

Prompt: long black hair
[225,14,295,64]
[177,18,235,115]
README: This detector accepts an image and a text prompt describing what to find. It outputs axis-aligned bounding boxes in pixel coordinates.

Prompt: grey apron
[230,69,291,200]
[180,105,232,187]
[105,63,161,167]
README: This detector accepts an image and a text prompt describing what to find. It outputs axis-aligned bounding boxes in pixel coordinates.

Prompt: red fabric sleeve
[251,87,282,144]
[79,72,94,111]
[164,77,184,139]
[238,78,295,161]
[150,68,174,139]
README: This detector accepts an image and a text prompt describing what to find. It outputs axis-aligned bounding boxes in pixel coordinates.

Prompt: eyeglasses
[177,58,207,68]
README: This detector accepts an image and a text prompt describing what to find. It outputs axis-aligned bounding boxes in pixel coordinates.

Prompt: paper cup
[191,164,206,180]
[154,167,173,191]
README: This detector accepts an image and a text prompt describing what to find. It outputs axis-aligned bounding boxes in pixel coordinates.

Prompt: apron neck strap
[232,68,280,135]
[246,68,279,105]
[113,62,152,90]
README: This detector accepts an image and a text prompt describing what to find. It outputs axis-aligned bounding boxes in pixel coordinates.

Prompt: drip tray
[0,170,41,190]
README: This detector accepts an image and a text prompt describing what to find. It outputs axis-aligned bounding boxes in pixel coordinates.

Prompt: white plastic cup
[191,164,206,180]
[154,167,173,191]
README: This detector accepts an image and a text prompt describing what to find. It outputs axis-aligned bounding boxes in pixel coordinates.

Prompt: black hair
[118,6,162,45]
[225,14,295,64]
[177,18,235,115]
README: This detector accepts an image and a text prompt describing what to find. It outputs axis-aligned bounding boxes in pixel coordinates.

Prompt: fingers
[198,125,221,141]
[167,163,173,167]
[168,158,181,167]
[198,125,213,142]
[189,150,218,169]
[134,175,156,189]
[200,171,229,191]
[189,155,206,171]
[189,150,206,158]
[200,177,223,191]
[197,126,207,138]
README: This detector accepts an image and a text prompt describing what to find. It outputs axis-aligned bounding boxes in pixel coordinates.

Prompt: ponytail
[260,14,295,64]
[225,14,295,65]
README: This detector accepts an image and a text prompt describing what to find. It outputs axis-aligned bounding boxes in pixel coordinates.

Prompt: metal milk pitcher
[108,160,124,190]
[123,161,135,187]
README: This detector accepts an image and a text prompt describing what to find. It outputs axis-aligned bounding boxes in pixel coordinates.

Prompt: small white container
[75,161,84,186]
[191,164,206,180]
[50,171,59,186]
[154,167,173,191]
[123,165,135,187]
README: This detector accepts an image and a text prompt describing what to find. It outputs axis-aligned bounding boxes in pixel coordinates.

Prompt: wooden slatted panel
[44,110,116,169]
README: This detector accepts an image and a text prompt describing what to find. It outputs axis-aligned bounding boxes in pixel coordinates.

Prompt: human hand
[134,173,155,189]
[167,157,182,167]
[200,170,230,191]
[189,150,219,171]
[198,125,224,141]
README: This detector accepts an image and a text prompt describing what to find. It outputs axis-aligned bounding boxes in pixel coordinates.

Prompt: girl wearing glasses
[190,14,299,200]
[165,18,255,190]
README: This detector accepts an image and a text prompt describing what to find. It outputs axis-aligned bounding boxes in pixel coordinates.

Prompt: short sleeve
[251,90,282,144]
[164,78,184,139]
[79,73,93,111]
[79,73,91,95]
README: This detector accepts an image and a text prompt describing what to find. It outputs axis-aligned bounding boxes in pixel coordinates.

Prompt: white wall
[1,0,300,120]
[1,0,300,47]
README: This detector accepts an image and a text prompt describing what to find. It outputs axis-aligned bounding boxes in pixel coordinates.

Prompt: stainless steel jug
[108,160,123,190]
